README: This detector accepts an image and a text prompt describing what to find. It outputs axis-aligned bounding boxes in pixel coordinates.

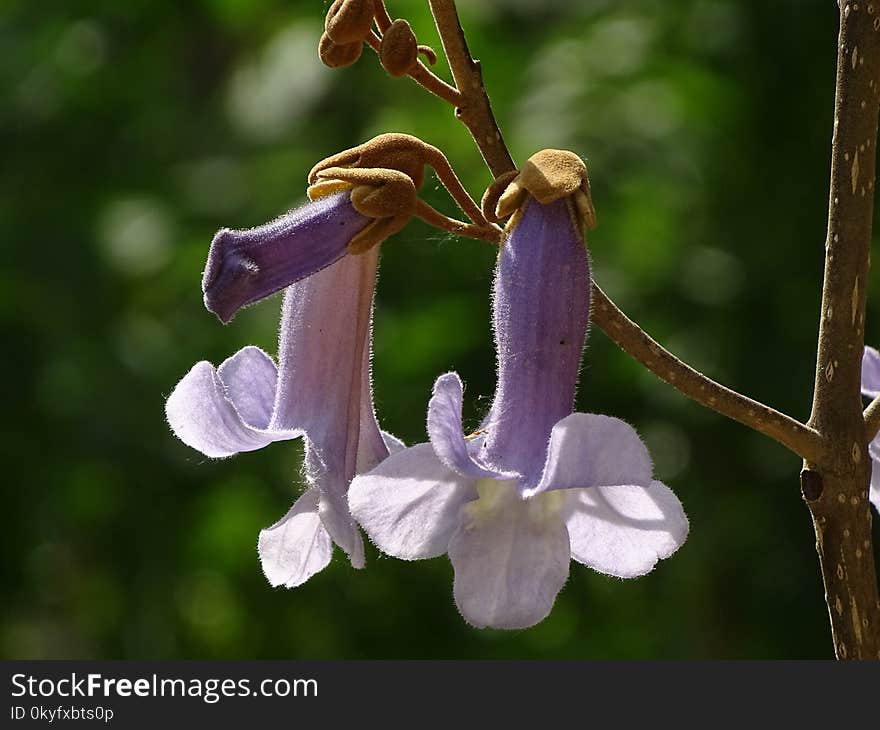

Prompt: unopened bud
[319,32,363,68]
[325,0,375,45]
[379,19,418,77]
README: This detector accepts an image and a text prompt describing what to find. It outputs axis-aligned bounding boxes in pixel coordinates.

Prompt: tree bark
[804,1,880,659]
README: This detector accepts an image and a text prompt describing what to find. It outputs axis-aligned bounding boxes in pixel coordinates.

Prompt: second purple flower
[349,150,689,629]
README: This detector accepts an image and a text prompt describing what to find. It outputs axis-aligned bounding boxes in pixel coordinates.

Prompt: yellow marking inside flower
[467,478,566,526]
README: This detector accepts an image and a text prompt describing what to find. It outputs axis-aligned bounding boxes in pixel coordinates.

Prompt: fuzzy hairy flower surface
[203,192,369,323]
[349,188,689,630]
[167,193,399,587]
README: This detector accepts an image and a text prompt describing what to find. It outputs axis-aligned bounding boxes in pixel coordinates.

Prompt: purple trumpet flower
[859,346,880,513]
[349,195,689,630]
[166,192,398,586]
[203,192,370,323]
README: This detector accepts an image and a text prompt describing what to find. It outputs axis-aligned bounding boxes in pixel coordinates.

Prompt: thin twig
[414,199,500,243]
[409,61,462,106]
[865,395,880,442]
[591,286,823,462]
[373,0,393,31]
[422,145,488,225]
[427,0,515,177]
[365,30,462,106]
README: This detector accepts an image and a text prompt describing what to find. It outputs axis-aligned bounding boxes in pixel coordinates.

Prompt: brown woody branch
[802,1,880,660]
[590,286,824,462]
[427,0,515,177]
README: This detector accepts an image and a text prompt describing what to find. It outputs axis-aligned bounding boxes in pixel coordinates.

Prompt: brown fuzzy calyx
[493,149,597,231]
[306,133,446,253]
[308,133,437,191]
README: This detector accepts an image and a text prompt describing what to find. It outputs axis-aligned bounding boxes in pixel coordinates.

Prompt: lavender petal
[349,443,477,560]
[427,372,513,480]
[862,346,880,399]
[448,483,570,630]
[165,346,301,458]
[203,192,369,323]
[258,487,334,588]
[527,413,653,497]
[563,480,689,578]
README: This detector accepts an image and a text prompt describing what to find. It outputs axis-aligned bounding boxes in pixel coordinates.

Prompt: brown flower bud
[325,0,375,45]
[379,19,418,77]
[318,31,363,68]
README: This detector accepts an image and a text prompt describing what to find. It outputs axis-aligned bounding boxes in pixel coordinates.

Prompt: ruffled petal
[258,488,333,588]
[203,192,369,323]
[527,413,653,496]
[564,480,689,579]
[427,372,513,480]
[165,347,301,459]
[215,346,279,428]
[448,484,570,630]
[349,443,477,560]
[862,346,880,399]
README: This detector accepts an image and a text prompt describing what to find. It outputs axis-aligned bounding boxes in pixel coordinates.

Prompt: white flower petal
[564,481,689,578]
[427,372,512,480]
[382,431,406,455]
[862,346,880,399]
[165,347,301,459]
[258,488,333,588]
[349,443,476,560]
[529,413,653,496]
[449,485,570,630]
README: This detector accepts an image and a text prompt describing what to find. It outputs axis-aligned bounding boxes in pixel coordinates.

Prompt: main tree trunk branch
[804,1,880,660]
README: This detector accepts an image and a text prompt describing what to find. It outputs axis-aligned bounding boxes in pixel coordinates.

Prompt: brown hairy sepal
[309,133,436,191]
[307,134,439,254]
[492,149,597,232]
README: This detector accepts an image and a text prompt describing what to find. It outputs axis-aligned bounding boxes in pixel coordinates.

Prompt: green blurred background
[2,0,878,659]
